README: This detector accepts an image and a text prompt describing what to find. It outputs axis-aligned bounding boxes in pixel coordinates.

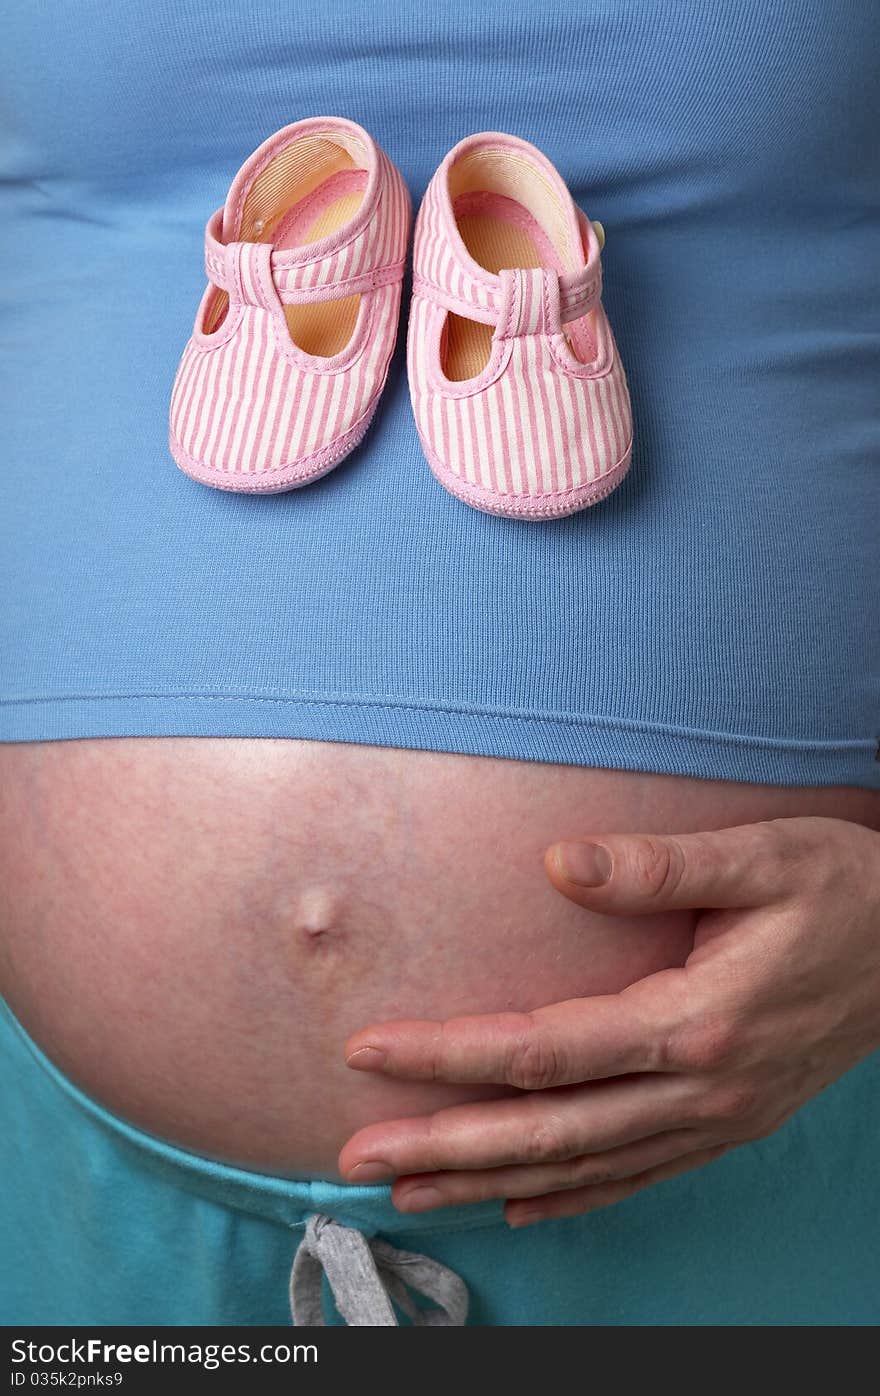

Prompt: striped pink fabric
[407,131,633,520]
[169,119,411,493]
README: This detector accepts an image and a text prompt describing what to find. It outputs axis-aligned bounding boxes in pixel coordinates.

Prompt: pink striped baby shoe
[407,131,632,520]
[169,117,411,492]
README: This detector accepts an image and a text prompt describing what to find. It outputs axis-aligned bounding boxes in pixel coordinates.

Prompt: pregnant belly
[1,738,878,1181]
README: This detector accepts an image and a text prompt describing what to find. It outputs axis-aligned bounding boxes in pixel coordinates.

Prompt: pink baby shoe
[407,131,632,520]
[169,117,411,492]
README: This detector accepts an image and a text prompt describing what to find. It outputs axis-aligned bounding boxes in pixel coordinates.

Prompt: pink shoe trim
[221,116,384,262]
[420,430,633,520]
[203,208,408,311]
[415,131,604,327]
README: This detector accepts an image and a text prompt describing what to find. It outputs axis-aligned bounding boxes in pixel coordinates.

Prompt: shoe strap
[413,185,602,331]
[493,267,564,337]
[203,207,406,310]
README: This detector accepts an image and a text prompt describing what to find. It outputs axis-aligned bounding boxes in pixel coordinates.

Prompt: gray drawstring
[289,1213,469,1326]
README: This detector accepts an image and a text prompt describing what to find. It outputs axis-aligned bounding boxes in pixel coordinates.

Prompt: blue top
[1,0,878,787]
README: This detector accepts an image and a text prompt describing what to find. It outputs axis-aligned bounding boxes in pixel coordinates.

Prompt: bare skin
[1,736,878,1182]
[339,815,880,1223]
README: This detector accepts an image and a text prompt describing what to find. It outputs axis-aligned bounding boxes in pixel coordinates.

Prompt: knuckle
[751,819,805,884]
[421,1110,449,1170]
[506,1024,563,1090]
[568,1157,619,1188]
[753,818,794,857]
[669,1016,743,1073]
[802,818,866,896]
[629,837,686,900]
[701,1080,762,1127]
[522,1113,573,1165]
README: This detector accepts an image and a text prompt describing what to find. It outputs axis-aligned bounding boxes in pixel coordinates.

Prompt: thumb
[544,819,797,913]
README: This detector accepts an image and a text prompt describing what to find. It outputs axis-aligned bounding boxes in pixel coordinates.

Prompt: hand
[337,816,880,1227]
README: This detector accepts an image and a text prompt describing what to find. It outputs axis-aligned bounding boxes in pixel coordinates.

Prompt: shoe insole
[444,195,597,381]
[275,174,365,358]
[203,168,365,357]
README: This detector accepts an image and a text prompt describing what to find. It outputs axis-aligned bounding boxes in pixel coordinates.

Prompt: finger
[391,1127,703,1211]
[505,1143,732,1226]
[344,985,685,1088]
[338,1074,695,1181]
[545,819,802,913]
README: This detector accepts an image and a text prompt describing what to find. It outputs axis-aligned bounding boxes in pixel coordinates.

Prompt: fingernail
[345,1046,387,1070]
[508,1209,545,1228]
[396,1185,444,1212]
[348,1160,394,1182]
[552,841,612,886]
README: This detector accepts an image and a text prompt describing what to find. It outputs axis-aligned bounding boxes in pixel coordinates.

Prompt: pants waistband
[0,995,505,1237]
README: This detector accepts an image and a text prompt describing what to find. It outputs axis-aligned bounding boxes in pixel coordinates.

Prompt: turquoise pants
[2,996,877,1325]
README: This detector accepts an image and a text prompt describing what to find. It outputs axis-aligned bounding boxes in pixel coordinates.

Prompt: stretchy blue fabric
[1,0,878,784]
